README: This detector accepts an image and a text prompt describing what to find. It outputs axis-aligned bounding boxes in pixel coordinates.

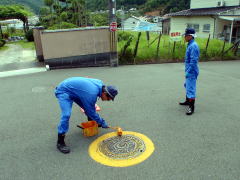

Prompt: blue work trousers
[55,93,73,134]
[184,77,197,99]
[55,92,86,134]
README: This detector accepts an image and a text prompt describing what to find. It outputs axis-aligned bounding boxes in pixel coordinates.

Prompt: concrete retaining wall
[33,27,118,69]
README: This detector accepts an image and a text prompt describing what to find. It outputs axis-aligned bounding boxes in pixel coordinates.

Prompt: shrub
[118,31,133,41]
[25,29,34,42]
[119,36,134,64]
[47,22,78,30]
[0,39,6,47]
[9,27,16,34]
[119,48,134,64]
[2,32,9,39]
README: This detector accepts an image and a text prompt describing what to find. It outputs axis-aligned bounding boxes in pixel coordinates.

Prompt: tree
[44,0,54,11]
[0,5,32,33]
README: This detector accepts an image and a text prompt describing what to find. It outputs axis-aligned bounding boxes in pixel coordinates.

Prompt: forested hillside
[0,0,190,15]
[0,0,43,13]
[85,0,190,15]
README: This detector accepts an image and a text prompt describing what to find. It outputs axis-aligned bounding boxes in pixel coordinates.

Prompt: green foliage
[119,34,134,64]
[118,31,132,41]
[44,0,54,7]
[119,48,134,64]
[47,22,78,30]
[9,27,16,34]
[14,40,34,49]
[89,13,108,26]
[0,5,32,22]
[39,0,88,28]
[0,39,6,47]
[2,32,9,39]
[0,45,8,51]
[60,11,68,22]
[0,0,43,13]
[0,0,189,15]
[117,31,237,64]
[25,29,34,41]
[8,29,25,37]
[39,7,50,16]
[85,0,190,15]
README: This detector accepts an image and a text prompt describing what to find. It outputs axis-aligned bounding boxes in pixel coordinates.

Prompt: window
[187,23,199,32]
[203,24,210,32]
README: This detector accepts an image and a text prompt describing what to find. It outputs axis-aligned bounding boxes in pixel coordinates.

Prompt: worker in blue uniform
[179,28,200,115]
[55,77,118,153]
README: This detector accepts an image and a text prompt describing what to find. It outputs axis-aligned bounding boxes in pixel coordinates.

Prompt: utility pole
[108,0,118,67]
[120,6,125,31]
[109,0,117,25]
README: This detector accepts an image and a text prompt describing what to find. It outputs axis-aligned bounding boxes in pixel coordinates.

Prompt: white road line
[0,67,47,78]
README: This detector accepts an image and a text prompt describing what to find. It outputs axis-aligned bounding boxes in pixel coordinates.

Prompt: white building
[122,16,161,32]
[163,0,240,43]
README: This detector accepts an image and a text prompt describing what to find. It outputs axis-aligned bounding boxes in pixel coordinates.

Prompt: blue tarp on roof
[134,21,161,32]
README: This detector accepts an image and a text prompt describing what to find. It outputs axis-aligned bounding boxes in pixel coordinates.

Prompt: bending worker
[179,28,200,115]
[55,77,118,154]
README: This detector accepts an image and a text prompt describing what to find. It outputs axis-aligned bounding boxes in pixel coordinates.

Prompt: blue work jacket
[55,77,105,124]
[185,39,200,78]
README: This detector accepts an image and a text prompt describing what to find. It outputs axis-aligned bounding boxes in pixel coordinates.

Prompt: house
[0,19,23,29]
[163,0,240,43]
[153,16,163,23]
[0,16,39,29]
[122,16,161,32]
[122,16,147,30]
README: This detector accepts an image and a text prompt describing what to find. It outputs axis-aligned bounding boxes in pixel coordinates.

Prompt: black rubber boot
[186,99,195,115]
[179,96,189,105]
[57,134,70,154]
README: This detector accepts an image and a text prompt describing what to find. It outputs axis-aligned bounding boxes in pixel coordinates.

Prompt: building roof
[130,16,148,22]
[134,21,160,31]
[166,6,240,17]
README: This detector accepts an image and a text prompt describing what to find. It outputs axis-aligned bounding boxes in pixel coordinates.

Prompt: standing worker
[179,28,200,115]
[55,77,118,154]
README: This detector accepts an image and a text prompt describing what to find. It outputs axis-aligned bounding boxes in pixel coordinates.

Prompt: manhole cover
[89,131,154,167]
[99,135,146,159]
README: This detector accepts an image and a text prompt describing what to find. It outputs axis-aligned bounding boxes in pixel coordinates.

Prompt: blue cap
[106,85,118,101]
[184,28,195,36]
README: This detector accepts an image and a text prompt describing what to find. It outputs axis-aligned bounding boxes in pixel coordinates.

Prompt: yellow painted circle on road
[89,131,155,167]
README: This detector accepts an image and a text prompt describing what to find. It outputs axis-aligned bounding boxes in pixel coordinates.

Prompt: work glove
[100,120,109,128]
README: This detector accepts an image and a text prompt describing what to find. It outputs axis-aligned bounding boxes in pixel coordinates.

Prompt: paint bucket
[81,121,99,137]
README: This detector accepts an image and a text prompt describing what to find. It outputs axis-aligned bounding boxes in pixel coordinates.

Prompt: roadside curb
[0,67,47,78]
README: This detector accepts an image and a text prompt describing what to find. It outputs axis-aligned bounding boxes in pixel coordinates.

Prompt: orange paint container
[81,121,99,137]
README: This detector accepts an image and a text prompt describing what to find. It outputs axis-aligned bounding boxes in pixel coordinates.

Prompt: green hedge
[25,29,34,42]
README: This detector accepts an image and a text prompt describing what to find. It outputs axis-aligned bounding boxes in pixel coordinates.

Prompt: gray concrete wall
[33,27,44,62]
[33,27,118,69]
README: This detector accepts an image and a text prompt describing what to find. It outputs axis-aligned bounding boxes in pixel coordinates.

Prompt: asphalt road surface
[0,60,239,180]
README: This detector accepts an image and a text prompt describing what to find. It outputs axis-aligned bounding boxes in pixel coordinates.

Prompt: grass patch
[9,40,35,49]
[0,45,9,51]
[118,31,238,64]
